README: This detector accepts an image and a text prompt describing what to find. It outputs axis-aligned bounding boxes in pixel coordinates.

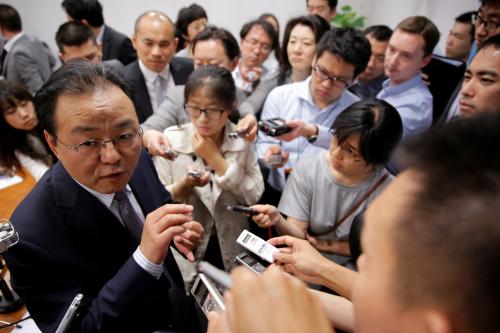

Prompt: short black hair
[184,65,236,112]
[330,98,403,166]
[192,25,240,61]
[396,16,440,57]
[175,3,208,52]
[61,0,104,27]
[55,21,96,52]
[316,27,371,77]
[0,4,22,32]
[278,15,331,84]
[455,11,476,42]
[35,61,134,136]
[393,111,500,333]
[239,19,278,51]
[363,25,393,42]
[306,0,338,10]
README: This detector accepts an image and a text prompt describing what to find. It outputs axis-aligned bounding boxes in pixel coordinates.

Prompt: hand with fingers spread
[225,266,334,333]
[173,220,204,262]
[250,204,282,228]
[236,114,258,142]
[142,129,176,159]
[140,203,195,264]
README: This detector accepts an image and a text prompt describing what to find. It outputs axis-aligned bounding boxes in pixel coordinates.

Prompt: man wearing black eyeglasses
[4,61,204,333]
[256,28,370,191]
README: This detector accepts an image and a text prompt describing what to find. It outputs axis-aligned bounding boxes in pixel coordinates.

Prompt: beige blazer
[154,122,264,289]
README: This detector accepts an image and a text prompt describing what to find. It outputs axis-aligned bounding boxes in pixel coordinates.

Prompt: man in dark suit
[56,20,123,71]
[4,61,204,333]
[0,4,56,94]
[61,0,136,65]
[122,11,194,123]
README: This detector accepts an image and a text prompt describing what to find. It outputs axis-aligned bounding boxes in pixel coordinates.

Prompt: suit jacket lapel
[101,25,112,61]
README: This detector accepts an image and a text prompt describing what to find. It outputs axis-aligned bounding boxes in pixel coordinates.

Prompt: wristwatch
[306,125,319,144]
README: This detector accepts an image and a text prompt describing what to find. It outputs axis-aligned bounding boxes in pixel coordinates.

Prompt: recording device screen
[234,252,267,274]
[191,274,225,317]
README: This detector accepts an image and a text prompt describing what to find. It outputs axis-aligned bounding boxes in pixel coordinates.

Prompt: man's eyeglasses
[184,104,226,120]
[55,128,143,157]
[313,66,351,88]
[243,38,272,53]
[472,13,500,33]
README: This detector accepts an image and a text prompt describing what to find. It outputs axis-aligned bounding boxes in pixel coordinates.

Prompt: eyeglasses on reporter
[184,104,227,120]
[312,66,351,88]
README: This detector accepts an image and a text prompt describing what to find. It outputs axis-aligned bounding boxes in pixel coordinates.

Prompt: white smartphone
[236,230,278,264]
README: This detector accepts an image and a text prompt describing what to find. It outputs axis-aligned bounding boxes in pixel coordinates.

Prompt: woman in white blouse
[154,65,264,289]
[0,80,54,180]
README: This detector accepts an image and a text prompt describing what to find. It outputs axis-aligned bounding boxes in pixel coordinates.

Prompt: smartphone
[225,204,258,216]
[258,118,292,137]
[160,144,179,159]
[186,170,202,178]
[191,273,226,317]
[234,252,267,275]
[55,294,86,333]
[236,230,278,264]
[267,153,283,166]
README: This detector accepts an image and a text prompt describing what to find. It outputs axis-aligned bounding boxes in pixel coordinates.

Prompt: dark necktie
[113,189,189,326]
[0,49,7,75]
[113,189,143,244]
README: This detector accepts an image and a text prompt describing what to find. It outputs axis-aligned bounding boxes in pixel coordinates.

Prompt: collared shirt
[377,74,433,138]
[3,32,24,52]
[138,60,175,113]
[96,25,105,46]
[256,76,359,190]
[349,75,386,99]
[76,181,164,279]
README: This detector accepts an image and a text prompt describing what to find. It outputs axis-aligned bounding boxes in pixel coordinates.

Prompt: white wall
[2,0,479,57]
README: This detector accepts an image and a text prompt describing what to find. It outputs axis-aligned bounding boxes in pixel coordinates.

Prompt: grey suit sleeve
[238,76,278,117]
[13,50,46,95]
[141,86,184,131]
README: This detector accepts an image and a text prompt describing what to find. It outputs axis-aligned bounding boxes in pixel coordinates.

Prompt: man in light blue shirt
[256,28,370,190]
[376,16,439,138]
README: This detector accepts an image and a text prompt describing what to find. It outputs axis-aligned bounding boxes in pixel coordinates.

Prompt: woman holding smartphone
[154,65,264,289]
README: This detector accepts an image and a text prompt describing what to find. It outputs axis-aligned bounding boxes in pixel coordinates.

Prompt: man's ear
[131,34,138,51]
[421,54,433,69]
[173,37,179,51]
[229,57,239,72]
[44,130,60,160]
[59,53,66,64]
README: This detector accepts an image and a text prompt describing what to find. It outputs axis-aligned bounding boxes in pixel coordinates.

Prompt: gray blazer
[141,76,278,132]
[2,34,56,95]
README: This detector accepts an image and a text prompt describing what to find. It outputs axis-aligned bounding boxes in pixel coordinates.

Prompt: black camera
[258,118,292,137]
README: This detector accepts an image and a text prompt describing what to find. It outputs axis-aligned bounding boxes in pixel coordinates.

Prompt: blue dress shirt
[377,74,433,138]
[256,77,359,190]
